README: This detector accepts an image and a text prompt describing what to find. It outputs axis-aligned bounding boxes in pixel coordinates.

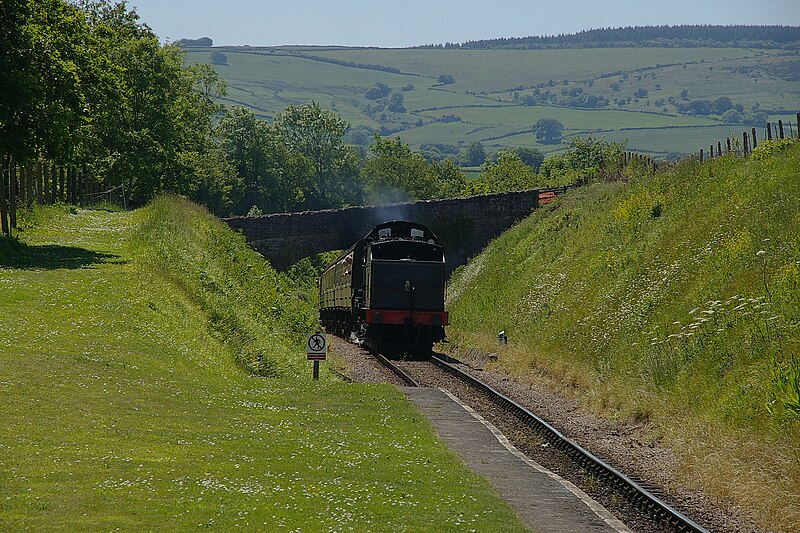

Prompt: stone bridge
[224,190,542,274]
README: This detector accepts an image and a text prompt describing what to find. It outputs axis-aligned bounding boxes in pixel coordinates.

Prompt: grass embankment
[0,197,526,531]
[446,142,800,530]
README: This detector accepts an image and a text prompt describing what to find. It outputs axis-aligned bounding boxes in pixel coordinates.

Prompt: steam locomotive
[318,221,448,356]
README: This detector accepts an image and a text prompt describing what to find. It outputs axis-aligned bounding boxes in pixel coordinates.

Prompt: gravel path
[332,336,765,533]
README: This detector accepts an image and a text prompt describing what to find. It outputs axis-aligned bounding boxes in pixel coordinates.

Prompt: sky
[129,0,800,48]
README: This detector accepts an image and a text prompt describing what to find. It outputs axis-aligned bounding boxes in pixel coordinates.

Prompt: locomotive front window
[410,228,424,238]
[371,241,443,262]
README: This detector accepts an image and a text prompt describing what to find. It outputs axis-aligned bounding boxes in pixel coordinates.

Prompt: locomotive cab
[318,220,448,358]
[359,222,448,356]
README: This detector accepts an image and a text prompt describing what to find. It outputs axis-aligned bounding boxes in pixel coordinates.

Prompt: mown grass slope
[446,142,800,530]
[0,198,526,531]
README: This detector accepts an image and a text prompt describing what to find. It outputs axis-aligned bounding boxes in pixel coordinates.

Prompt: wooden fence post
[35,161,41,205]
[24,162,32,207]
[700,148,704,162]
[68,166,75,204]
[752,128,757,148]
[58,166,65,203]
[778,120,784,140]
[50,163,57,204]
[796,113,800,139]
[80,164,87,205]
[743,132,749,156]
[766,123,772,141]
[717,141,722,157]
[17,162,25,207]
[10,163,17,229]
[726,137,732,154]
[0,161,9,236]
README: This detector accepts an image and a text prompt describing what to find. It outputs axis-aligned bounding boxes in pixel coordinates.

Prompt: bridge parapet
[224,189,541,273]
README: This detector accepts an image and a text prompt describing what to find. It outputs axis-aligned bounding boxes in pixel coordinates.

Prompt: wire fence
[696,113,799,162]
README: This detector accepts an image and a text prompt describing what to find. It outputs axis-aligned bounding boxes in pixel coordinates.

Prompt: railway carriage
[318,221,448,356]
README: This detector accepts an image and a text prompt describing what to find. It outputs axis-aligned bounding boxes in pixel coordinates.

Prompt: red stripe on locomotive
[365,309,449,326]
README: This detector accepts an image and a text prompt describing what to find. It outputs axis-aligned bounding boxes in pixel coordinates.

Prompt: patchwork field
[188,46,800,157]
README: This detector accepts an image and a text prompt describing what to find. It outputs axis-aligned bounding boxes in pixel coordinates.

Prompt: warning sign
[306,333,327,360]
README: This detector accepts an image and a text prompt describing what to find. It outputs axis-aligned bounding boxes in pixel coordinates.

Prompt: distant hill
[186,43,799,158]
[175,36,213,47]
[417,25,800,50]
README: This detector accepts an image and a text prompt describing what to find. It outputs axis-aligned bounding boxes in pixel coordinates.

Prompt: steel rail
[372,353,420,387]
[430,354,709,533]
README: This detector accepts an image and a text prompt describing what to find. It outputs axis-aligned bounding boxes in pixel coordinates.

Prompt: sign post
[306,332,327,380]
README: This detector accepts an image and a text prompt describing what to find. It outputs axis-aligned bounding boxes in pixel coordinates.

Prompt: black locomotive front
[318,221,448,356]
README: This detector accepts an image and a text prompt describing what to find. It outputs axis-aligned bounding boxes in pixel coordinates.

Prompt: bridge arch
[224,190,542,274]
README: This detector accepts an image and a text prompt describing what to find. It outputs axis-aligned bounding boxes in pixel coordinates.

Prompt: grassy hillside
[0,198,526,531]
[189,46,800,156]
[445,141,800,530]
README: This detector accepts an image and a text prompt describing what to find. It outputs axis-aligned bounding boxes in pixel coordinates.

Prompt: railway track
[374,351,709,533]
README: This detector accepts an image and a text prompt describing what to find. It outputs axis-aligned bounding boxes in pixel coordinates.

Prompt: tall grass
[446,142,800,529]
[132,196,318,377]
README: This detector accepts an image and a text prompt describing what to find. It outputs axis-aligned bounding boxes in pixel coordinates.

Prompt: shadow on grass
[0,238,123,270]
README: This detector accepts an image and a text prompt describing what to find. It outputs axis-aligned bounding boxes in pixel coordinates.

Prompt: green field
[0,200,526,531]
[188,46,800,157]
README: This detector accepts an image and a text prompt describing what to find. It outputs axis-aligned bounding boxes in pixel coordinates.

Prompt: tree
[512,147,544,172]
[722,109,743,123]
[634,88,648,98]
[563,136,623,179]
[217,106,315,214]
[77,2,248,211]
[713,96,733,114]
[0,0,243,214]
[210,50,228,65]
[437,74,455,85]
[533,119,564,144]
[428,159,466,198]
[272,102,361,209]
[175,37,213,47]
[744,111,768,127]
[364,82,390,100]
[463,141,486,166]
[0,0,112,163]
[540,136,624,183]
[387,93,406,113]
[687,100,712,115]
[468,150,536,194]
[361,135,434,202]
